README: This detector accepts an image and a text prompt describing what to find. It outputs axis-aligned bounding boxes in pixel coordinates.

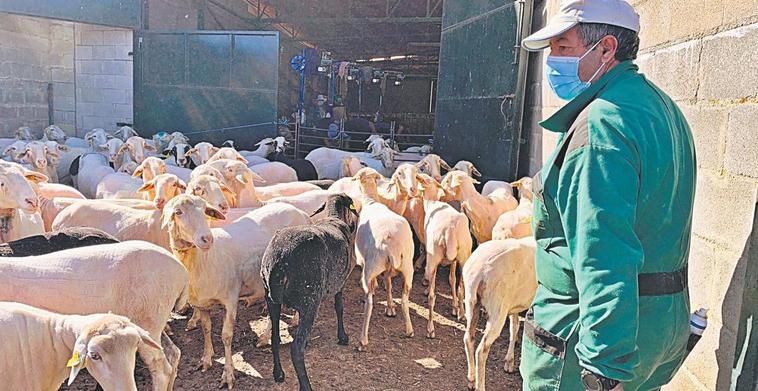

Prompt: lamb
[0,241,189,391]
[163,195,310,389]
[463,238,537,390]
[491,178,534,240]
[0,227,118,256]
[0,302,160,391]
[266,137,318,181]
[453,160,482,178]
[353,168,415,351]
[441,171,518,244]
[416,173,473,338]
[261,194,358,390]
[415,154,451,181]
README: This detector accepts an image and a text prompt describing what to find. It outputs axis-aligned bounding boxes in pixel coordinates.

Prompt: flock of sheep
[0,124,536,391]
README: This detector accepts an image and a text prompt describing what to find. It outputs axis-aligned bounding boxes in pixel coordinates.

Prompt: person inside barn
[519,1,696,390]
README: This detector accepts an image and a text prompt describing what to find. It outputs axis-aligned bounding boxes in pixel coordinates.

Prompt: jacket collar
[540,60,637,133]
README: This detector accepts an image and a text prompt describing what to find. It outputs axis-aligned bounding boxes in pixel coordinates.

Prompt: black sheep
[267,151,319,181]
[260,194,358,391]
[0,227,119,257]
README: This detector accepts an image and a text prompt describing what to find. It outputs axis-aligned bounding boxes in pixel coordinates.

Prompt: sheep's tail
[173,281,189,313]
[264,256,287,304]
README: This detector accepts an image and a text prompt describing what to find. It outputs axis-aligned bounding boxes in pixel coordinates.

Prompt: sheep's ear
[144,143,156,151]
[132,165,145,178]
[186,147,197,155]
[204,204,226,220]
[220,183,236,199]
[439,159,452,171]
[138,180,155,193]
[15,150,28,161]
[117,144,129,154]
[310,202,326,217]
[24,171,49,184]
[472,167,482,177]
[133,325,162,350]
[57,144,70,152]
[250,171,266,184]
[235,155,248,164]
[176,180,187,191]
[449,175,463,188]
[106,134,114,140]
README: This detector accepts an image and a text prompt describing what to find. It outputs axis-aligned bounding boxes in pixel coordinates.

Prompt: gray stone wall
[0,13,75,137]
[74,23,133,136]
[528,1,758,389]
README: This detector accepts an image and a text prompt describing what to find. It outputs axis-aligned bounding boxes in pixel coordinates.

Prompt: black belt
[638,266,687,296]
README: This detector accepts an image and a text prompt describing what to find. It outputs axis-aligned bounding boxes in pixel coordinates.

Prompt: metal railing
[289,119,434,160]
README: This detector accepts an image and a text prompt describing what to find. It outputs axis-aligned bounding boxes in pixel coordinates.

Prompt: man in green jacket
[519,1,696,390]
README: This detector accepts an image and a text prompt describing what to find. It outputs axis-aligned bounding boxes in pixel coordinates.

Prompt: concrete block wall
[74,23,133,136]
[528,1,758,389]
[0,13,75,136]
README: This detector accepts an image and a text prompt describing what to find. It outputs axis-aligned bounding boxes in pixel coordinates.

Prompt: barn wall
[74,23,133,135]
[528,1,758,389]
[0,13,75,137]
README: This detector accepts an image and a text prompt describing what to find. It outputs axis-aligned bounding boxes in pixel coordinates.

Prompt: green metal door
[134,31,279,149]
[434,0,527,180]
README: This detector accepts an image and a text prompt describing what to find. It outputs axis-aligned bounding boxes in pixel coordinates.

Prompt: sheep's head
[85,129,111,150]
[440,171,478,202]
[163,143,190,168]
[161,194,224,251]
[100,138,125,164]
[209,147,247,164]
[391,163,421,198]
[169,132,189,145]
[119,136,155,164]
[314,193,359,234]
[44,141,69,167]
[66,313,160,390]
[44,125,67,142]
[16,141,49,170]
[511,176,533,201]
[453,160,482,178]
[138,173,186,209]
[132,156,166,182]
[188,142,218,165]
[15,126,32,141]
[353,167,384,195]
[191,164,225,184]
[118,161,139,175]
[273,136,289,153]
[415,154,451,182]
[340,156,364,178]
[417,173,446,201]
[114,126,138,141]
[0,164,46,212]
[187,175,234,215]
[207,159,264,187]
[254,138,276,155]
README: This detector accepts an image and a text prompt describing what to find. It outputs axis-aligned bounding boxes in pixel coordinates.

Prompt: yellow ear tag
[349,204,356,211]
[520,215,532,224]
[66,351,81,368]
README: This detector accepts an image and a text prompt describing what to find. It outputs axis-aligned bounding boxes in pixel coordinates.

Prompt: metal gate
[134,30,279,149]
[434,0,532,180]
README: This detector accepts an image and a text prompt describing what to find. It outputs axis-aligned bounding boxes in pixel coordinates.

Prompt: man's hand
[610,384,625,391]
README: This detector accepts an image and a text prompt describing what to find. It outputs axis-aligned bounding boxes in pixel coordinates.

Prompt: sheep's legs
[334,291,349,345]
[185,308,199,331]
[400,264,415,338]
[137,336,173,391]
[475,307,508,391]
[504,314,520,373]
[449,262,460,318]
[464,296,480,390]
[220,301,238,389]
[358,277,376,351]
[161,331,182,391]
[291,305,318,391]
[384,272,397,317]
[425,260,440,339]
[267,298,285,383]
[196,308,214,371]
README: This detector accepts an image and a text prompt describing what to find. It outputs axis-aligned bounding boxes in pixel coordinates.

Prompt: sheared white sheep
[353,168,415,351]
[441,171,518,244]
[453,160,482,178]
[492,178,534,240]
[304,148,366,180]
[119,136,156,164]
[0,302,160,391]
[70,153,115,199]
[113,125,139,141]
[463,238,536,390]
[0,163,46,241]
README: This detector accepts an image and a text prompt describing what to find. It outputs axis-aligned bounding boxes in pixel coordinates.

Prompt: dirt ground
[61,266,523,390]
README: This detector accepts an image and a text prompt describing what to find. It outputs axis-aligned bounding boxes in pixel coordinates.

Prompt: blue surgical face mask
[545,40,607,101]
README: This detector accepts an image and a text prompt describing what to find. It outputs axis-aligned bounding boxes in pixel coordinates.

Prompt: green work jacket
[522,60,696,389]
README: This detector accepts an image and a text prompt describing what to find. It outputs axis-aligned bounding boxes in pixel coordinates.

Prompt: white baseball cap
[522,0,640,51]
